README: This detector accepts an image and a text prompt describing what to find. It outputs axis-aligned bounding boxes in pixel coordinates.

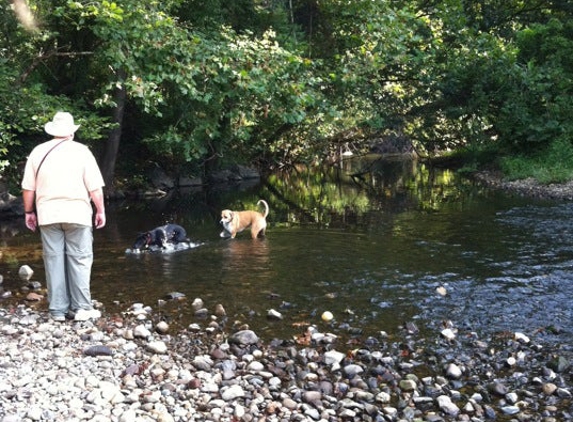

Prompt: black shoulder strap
[34,139,67,180]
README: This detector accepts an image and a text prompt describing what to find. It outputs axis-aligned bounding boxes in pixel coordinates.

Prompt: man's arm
[22,189,37,231]
[90,188,106,229]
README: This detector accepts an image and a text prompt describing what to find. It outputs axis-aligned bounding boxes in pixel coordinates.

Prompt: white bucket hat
[44,111,80,137]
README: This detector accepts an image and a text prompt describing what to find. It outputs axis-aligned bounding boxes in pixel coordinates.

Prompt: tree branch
[19,50,93,84]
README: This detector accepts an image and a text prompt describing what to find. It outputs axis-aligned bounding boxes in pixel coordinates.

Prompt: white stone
[514,332,530,343]
[133,324,152,338]
[324,350,345,365]
[111,391,126,405]
[505,392,519,404]
[147,341,168,354]
[445,363,462,379]
[436,286,447,296]
[18,265,34,281]
[234,404,245,418]
[156,411,175,422]
[247,361,264,372]
[26,406,42,421]
[376,392,391,403]
[119,409,137,422]
[69,397,84,409]
[267,309,283,319]
[143,390,162,403]
[155,321,169,334]
[441,328,456,340]
[437,395,460,416]
[221,385,245,401]
[191,298,204,311]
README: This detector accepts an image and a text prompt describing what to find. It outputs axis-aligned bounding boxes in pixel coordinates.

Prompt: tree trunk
[100,70,126,192]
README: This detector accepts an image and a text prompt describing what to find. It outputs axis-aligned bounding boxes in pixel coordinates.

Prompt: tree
[2,0,573,194]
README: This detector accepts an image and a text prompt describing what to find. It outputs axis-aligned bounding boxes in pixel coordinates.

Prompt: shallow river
[1,157,572,347]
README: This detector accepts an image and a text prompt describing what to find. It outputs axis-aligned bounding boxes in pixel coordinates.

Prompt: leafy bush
[500,139,573,183]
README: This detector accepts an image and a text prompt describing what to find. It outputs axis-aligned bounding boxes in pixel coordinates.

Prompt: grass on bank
[451,139,573,184]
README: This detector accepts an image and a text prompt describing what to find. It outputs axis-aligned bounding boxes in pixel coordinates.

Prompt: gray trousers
[40,223,94,316]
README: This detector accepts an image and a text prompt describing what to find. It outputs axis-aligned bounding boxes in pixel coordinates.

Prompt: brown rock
[25,292,44,301]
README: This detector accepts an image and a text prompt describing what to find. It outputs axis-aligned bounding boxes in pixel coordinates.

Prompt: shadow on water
[1,155,573,347]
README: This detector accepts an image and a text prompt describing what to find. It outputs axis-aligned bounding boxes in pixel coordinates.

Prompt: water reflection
[221,238,271,275]
[1,157,572,346]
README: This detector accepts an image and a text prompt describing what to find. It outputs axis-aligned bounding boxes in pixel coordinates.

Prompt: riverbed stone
[399,379,417,391]
[228,329,259,345]
[343,364,364,377]
[146,341,168,354]
[155,321,169,334]
[18,265,34,281]
[437,395,460,416]
[445,363,463,379]
[324,350,345,365]
[1,301,573,422]
[221,385,245,401]
[488,381,509,396]
[133,324,152,338]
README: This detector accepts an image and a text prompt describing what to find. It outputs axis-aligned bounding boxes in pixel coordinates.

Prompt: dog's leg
[158,229,169,248]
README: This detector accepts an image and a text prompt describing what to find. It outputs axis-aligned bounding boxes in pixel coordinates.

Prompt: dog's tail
[257,199,269,218]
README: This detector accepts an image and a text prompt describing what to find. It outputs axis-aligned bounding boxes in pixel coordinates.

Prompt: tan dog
[220,199,269,239]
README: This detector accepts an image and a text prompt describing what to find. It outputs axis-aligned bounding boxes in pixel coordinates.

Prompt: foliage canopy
[1,0,572,192]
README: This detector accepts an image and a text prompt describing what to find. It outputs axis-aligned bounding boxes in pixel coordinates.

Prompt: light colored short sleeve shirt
[21,139,105,226]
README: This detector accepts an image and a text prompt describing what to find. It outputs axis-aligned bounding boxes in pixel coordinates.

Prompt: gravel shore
[1,300,573,422]
[472,171,573,201]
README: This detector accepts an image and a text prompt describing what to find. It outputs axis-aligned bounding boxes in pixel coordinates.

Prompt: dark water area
[1,156,572,349]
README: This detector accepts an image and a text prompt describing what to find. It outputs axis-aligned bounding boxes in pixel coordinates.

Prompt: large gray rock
[228,330,259,346]
[148,165,175,190]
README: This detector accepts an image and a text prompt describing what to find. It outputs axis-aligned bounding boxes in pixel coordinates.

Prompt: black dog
[132,224,190,250]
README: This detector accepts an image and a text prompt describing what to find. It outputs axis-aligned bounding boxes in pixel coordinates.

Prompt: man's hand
[94,211,106,229]
[25,212,37,231]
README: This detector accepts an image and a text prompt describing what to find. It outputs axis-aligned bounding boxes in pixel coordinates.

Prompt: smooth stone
[343,364,364,377]
[133,325,152,338]
[221,385,245,401]
[323,350,345,365]
[146,341,168,354]
[445,363,462,379]
[191,298,204,311]
[501,405,520,415]
[18,265,34,281]
[155,321,169,334]
[437,395,460,416]
[228,330,259,345]
[192,355,214,371]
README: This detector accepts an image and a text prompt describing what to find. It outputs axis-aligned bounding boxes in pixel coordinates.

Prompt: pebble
[445,362,463,379]
[18,265,34,281]
[1,303,572,422]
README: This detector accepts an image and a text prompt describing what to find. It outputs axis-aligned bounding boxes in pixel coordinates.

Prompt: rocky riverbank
[1,300,573,422]
[472,171,573,201]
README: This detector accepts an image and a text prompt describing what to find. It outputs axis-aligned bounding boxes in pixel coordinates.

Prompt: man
[21,111,106,322]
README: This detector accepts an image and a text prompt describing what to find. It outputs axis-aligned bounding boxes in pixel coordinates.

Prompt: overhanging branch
[19,50,94,84]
